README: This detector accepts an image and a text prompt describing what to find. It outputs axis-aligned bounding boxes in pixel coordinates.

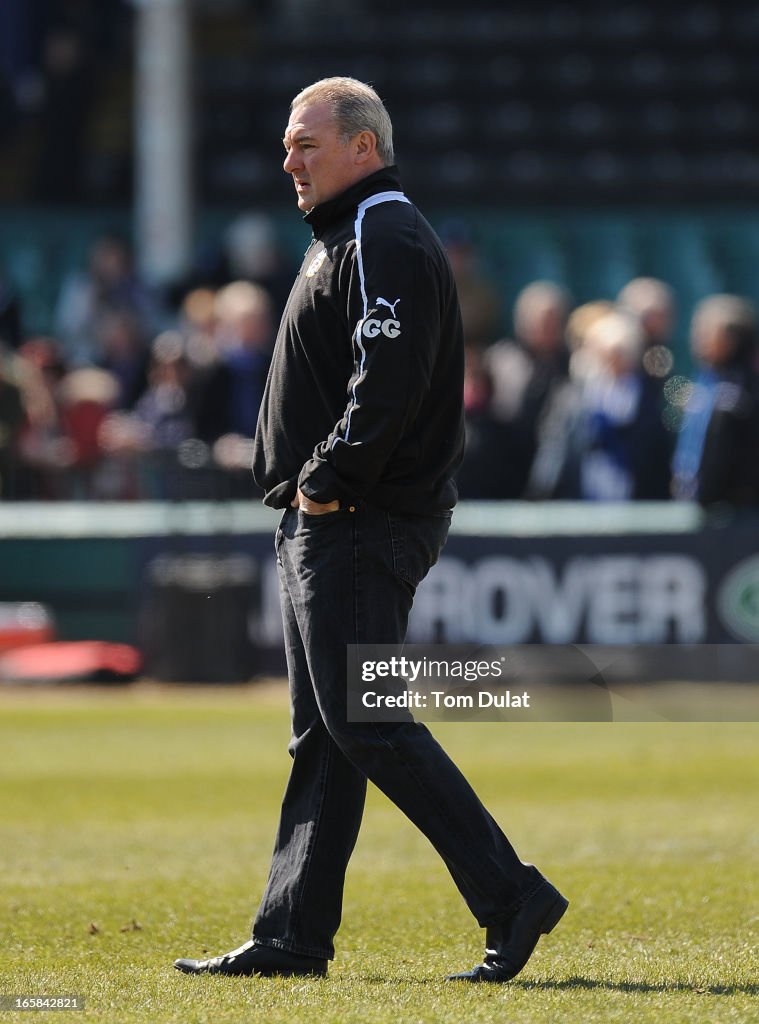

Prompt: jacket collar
[304,166,403,238]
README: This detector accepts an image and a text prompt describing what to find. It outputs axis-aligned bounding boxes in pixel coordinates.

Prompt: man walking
[174,77,567,983]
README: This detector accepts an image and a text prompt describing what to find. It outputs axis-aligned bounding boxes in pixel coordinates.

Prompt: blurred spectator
[180,287,217,367]
[100,331,196,498]
[5,343,123,501]
[211,280,273,439]
[617,276,676,381]
[484,281,572,495]
[529,310,672,500]
[148,281,275,496]
[439,220,500,349]
[455,346,522,499]
[487,281,572,419]
[14,337,72,498]
[95,308,149,409]
[565,300,615,360]
[54,233,161,367]
[672,295,759,506]
[58,365,120,497]
[223,212,297,318]
[200,282,274,492]
[106,332,193,452]
[179,286,230,444]
[581,310,672,500]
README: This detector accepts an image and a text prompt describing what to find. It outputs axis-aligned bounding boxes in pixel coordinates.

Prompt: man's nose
[283,149,300,173]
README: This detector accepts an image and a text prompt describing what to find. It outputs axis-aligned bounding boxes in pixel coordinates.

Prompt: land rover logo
[716,555,759,642]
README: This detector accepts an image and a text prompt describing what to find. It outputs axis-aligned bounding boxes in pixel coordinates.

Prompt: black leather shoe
[446,879,568,983]
[173,940,328,977]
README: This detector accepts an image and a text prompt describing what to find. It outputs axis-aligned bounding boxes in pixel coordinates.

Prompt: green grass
[0,684,757,1024]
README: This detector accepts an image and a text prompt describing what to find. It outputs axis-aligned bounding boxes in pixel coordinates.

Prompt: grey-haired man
[174,77,567,983]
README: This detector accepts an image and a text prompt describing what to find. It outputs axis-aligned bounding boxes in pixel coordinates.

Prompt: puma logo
[376,297,401,316]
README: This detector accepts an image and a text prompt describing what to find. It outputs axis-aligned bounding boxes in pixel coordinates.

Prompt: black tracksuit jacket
[252,166,465,514]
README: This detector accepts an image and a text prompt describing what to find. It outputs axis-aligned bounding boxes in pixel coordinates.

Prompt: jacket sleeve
[297,204,440,503]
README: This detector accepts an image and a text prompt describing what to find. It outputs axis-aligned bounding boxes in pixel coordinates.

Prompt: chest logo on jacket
[306,250,327,277]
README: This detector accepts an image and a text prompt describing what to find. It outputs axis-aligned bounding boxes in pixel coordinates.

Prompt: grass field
[0,683,756,1024]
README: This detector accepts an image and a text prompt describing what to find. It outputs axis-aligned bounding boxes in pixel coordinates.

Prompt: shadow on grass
[361,974,759,997]
[511,977,759,997]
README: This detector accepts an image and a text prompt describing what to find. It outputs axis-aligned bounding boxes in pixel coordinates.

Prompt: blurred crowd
[447,224,759,508]
[1,217,759,507]
[0,216,291,500]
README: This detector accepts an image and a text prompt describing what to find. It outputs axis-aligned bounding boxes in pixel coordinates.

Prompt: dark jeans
[252,502,540,960]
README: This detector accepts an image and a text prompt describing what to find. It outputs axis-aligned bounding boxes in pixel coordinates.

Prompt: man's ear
[354,130,378,164]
